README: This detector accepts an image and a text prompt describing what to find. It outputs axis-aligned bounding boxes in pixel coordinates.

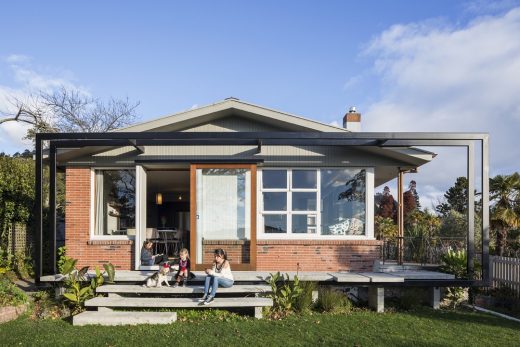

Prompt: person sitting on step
[140,240,168,266]
[198,248,234,305]
[173,248,193,287]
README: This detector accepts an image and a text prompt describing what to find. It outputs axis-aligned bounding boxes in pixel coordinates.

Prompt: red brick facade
[65,167,380,272]
[202,240,250,264]
[65,167,134,270]
[256,240,382,272]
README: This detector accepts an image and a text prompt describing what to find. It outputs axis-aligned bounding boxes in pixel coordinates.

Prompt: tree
[403,180,419,218]
[375,186,397,221]
[490,173,520,256]
[0,86,139,140]
[436,177,468,216]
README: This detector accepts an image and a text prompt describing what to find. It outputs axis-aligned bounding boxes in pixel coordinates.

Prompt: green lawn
[1,308,519,346]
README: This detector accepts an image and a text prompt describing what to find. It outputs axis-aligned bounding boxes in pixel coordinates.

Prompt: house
[34,98,488,280]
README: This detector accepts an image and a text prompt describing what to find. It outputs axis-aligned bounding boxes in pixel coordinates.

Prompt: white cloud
[364,7,520,208]
[0,55,86,153]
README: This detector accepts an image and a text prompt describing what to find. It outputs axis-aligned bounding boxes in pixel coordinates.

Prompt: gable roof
[116,98,348,133]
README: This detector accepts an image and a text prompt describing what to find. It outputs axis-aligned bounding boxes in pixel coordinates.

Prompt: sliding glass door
[190,164,256,270]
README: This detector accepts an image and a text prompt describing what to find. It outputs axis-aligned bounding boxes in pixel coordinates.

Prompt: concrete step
[96,284,272,295]
[85,296,273,309]
[73,310,177,326]
[85,296,273,319]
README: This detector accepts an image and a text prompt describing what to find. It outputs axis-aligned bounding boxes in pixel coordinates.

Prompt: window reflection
[95,169,135,236]
[321,169,366,235]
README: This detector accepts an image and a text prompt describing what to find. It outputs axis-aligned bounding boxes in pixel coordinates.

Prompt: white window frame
[90,167,136,241]
[257,167,374,240]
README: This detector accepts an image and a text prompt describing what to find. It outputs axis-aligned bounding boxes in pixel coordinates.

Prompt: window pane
[321,169,366,236]
[292,214,317,234]
[263,170,287,189]
[264,215,287,233]
[95,170,136,236]
[292,170,317,189]
[263,192,287,211]
[292,192,317,211]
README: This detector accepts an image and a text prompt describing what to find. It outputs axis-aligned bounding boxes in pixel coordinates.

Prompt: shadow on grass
[404,306,520,331]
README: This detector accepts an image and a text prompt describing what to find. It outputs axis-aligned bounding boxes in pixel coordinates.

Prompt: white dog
[144,263,171,288]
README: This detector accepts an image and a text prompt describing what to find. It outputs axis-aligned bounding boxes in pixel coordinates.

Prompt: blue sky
[1,0,519,207]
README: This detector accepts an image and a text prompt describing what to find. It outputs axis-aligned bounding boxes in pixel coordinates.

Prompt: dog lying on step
[143,263,171,288]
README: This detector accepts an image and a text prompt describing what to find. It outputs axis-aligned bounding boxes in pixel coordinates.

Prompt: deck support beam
[430,287,441,309]
[368,287,385,313]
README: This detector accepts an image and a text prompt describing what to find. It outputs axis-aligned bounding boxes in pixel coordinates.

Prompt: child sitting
[140,240,168,266]
[173,248,192,287]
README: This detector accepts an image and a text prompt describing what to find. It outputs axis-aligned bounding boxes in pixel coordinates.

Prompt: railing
[381,236,466,265]
[490,256,520,298]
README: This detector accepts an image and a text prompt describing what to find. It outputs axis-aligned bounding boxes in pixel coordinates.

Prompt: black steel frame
[35,131,490,287]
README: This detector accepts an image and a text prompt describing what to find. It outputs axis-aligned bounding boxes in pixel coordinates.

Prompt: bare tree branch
[0,85,139,139]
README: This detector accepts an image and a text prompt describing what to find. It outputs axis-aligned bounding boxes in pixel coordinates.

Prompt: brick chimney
[343,106,361,132]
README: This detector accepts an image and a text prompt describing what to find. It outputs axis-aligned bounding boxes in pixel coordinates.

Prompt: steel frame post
[481,136,490,284]
[467,142,475,280]
[35,136,43,281]
[49,144,57,274]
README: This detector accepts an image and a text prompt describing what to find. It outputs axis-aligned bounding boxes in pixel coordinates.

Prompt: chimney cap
[349,106,357,113]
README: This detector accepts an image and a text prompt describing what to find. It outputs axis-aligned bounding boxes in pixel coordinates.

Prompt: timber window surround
[259,168,374,239]
[91,168,136,239]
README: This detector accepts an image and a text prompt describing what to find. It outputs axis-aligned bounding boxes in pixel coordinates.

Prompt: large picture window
[260,168,368,237]
[321,169,366,236]
[93,169,136,236]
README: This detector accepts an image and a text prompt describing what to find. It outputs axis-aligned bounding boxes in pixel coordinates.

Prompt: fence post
[488,255,494,288]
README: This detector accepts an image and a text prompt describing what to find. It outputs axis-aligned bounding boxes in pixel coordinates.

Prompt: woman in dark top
[140,240,168,266]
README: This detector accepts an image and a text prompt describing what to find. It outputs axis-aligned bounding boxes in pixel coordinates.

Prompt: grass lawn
[1,307,519,346]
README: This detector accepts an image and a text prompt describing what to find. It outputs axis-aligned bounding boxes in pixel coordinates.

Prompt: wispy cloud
[362,7,520,205]
[0,55,86,152]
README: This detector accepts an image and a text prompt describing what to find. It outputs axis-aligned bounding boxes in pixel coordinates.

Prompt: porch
[43,266,461,324]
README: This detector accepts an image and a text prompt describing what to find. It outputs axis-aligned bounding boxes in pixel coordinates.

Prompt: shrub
[294,281,317,313]
[14,251,34,279]
[57,246,72,275]
[316,287,352,313]
[60,258,116,314]
[267,272,303,319]
[440,249,478,308]
[0,276,28,307]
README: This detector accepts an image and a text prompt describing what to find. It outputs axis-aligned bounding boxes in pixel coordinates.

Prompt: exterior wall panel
[65,167,133,270]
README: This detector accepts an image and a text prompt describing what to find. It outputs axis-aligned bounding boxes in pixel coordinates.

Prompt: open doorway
[146,170,190,258]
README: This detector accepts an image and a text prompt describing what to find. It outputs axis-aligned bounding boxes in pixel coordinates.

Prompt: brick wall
[65,167,134,270]
[64,167,380,272]
[202,240,250,264]
[256,240,382,272]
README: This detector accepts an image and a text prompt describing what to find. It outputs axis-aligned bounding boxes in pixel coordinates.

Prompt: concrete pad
[96,284,272,294]
[358,272,404,283]
[73,311,177,326]
[387,271,455,280]
[329,272,371,283]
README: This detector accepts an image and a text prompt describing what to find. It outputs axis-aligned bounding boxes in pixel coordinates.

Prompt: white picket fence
[490,256,520,298]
